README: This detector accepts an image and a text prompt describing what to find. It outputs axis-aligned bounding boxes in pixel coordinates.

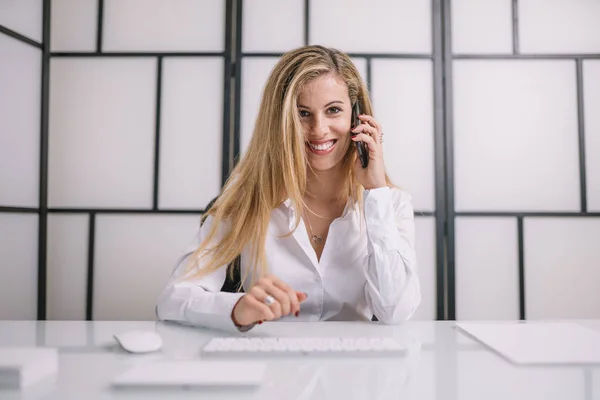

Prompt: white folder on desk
[455,322,600,365]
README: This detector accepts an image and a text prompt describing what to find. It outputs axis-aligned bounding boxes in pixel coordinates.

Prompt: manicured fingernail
[295,311,299,317]
[258,320,263,324]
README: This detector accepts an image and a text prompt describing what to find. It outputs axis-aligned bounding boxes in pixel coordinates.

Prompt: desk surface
[0,320,599,399]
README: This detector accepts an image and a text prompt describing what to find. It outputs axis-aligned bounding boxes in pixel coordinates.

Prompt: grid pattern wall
[451,0,600,320]
[1,0,598,322]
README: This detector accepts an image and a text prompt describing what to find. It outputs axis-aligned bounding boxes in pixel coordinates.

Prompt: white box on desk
[0,347,58,389]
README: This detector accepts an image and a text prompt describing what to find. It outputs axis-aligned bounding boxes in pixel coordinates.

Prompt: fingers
[358,114,381,131]
[245,295,276,321]
[352,132,378,152]
[250,285,283,319]
[271,276,300,316]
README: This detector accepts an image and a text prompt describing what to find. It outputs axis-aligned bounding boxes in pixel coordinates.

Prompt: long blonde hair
[186,45,383,284]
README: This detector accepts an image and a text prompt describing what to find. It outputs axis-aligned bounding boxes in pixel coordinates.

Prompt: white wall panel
[0,35,40,207]
[48,58,156,208]
[455,217,519,320]
[51,0,98,52]
[411,217,436,321]
[454,60,580,212]
[47,214,89,320]
[159,57,223,210]
[0,213,38,320]
[0,0,42,42]
[583,60,600,212]
[93,214,201,320]
[371,59,435,212]
[520,0,600,54]
[242,0,304,52]
[524,218,600,319]
[451,0,512,54]
[310,0,431,54]
[240,57,279,154]
[103,0,225,52]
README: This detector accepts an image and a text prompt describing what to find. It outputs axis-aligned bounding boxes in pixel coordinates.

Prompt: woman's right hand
[231,274,308,327]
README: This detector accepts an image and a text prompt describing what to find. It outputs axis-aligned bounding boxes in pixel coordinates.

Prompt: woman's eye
[328,107,341,114]
[299,110,310,117]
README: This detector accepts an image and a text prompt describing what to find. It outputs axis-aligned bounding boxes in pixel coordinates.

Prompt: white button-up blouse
[156,187,421,332]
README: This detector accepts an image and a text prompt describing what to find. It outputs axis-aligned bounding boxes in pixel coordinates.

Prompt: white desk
[0,320,599,399]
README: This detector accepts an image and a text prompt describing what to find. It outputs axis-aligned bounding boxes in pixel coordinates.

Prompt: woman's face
[297,74,352,172]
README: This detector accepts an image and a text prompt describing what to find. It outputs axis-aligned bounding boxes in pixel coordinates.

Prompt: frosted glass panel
[455,217,519,320]
[411,217,436,321]
[94,214,201,320]
[458,352,582,399]
[103,0,225,52]
[47,214,89,320]
[51,0,97,52]
[584,61,600,212]
[242,0,304,52]
[48,58,156,208]
[159,58,223,210]
[0,35,40,207]
[0,213,38,320]
[524,218,600,319]
[520,0,600,54]
[0,0,42,42]
[454,60,580,212]
[310,0,431,53]
[371,60,435,212]
[240,57,279,154]
[451,0,512,54]
[351,57,367,86]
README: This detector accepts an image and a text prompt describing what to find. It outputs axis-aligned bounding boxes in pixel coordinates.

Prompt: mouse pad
[455,322,600,365]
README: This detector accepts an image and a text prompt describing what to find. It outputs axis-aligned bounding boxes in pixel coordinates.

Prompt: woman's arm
[362,187,421,324]
[155,215,246,332]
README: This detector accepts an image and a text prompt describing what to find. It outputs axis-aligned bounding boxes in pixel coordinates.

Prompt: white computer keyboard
[201,337,406,357]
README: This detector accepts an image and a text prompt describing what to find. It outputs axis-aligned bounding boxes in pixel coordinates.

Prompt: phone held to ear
[352,102,369,168]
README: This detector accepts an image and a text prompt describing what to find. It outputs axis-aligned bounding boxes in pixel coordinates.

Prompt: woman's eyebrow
[297,100,344,109]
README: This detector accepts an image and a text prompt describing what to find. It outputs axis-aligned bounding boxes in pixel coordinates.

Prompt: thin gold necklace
[304,215,324,244]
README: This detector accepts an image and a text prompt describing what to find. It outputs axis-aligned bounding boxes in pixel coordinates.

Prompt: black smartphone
[351,101,369,168]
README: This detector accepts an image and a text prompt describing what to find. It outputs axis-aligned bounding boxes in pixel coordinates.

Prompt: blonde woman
[156,45,420,332]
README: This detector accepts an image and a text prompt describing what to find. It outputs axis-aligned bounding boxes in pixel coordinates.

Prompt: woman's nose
[311,115,329,137]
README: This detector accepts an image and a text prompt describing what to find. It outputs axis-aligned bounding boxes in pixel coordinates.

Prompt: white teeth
[308,141,335,151]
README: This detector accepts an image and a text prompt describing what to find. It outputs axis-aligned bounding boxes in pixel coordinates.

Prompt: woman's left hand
[351,114,387,190]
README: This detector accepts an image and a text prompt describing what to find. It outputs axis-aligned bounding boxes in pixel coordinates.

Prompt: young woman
[156,45,420,332]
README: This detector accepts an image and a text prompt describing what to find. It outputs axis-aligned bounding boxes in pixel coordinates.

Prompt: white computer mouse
[113,331,163,354]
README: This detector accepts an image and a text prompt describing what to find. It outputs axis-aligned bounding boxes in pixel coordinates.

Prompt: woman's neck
[304,165,346,206]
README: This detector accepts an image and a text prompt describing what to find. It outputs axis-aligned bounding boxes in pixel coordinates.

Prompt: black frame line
[152,56,163,210]
[241,51,433,59]
[304,0,310,46]
[517,216,525,320]
[511,0,519,54]
[454,53,600,60]
[442,0,456,320]
[455,212,600,217]
[232,0,244,165]
[86,213,96,321]
[221,0,234,186]
[576,59,587,213]
[37,0,51,321]
[96,0,104,53]
[0,24,43,48]
[51,51,226,57]
[432,0,448,321]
